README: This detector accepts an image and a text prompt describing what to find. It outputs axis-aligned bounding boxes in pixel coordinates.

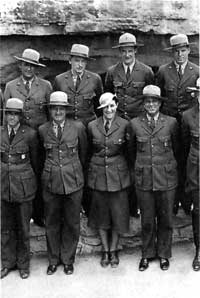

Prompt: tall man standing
[182,78,200,271]
[39,91,87,275]
[4,48,53,226]
[1,98,38,279]
[105,32,154,216]
[156,34,199,214]
[54,44,103,126]
[128,85,179,271]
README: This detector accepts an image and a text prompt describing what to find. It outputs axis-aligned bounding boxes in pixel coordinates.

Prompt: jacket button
[8,155,11,158]
[26,117,30,120]
[74,116,78,120]
[105,165,108,168]
[60,164,62,167]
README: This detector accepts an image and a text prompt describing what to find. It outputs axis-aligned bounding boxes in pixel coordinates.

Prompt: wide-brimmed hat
[68,44,95,60]
[14,48,46,67]
[142,85,163,101]
[48,91,72,107]
[164,34,196,51]
[4,98,24,113]
[97,92,116,109]
[187,77,200,92]
[112,33,144,49]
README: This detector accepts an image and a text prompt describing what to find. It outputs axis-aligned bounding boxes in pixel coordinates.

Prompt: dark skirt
[88,189,129,234]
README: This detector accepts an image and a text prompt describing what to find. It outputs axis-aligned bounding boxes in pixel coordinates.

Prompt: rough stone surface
[0,0,199,35]
[30,209,193,255]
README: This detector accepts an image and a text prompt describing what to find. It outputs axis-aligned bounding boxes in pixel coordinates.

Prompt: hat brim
[3,108,23,113]
[163,42,196,51]
[44,102,73,107]
[141,94,164,101]
[112,43,144,49]
[187,87,200,92]
[14,56,46,67]
[68,53,96,60]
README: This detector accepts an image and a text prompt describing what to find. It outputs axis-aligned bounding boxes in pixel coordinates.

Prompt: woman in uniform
[87,92,131,268]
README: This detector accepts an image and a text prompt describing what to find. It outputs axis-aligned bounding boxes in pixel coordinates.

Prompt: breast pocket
[67,140,78,156]
[136,137,148,152]
[159,136,172,152]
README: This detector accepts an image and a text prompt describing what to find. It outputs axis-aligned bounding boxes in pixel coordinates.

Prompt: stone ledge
[30,208,193,255]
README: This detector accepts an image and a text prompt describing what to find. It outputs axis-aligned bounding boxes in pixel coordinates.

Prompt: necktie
[25,80,30,93]
[9,128,15,144]
[149,117,155,131]
[126,66,131,81]
[178,65,183,80]
[105,120,110,133]
[75,75,81,90]
[57,124,62,140]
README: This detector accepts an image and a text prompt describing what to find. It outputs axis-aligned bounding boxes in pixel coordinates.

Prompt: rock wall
[30,210,193,255]
[0,0,199,89]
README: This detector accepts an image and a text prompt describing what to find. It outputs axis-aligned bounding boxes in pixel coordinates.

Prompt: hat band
[70,52,89,58]
[21,56,40,64]
[5,108,22,112]
[49,101,69,105]
[143,94,161,99]
[119,42,137,47]
[171,42,189,48]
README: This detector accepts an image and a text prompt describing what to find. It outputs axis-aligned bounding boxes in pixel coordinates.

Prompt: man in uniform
[1,98,38,279]
[182,78,200,271]
[54,44,103,215]
[105,32,154,217]
[128,85,179,271]
[54,44,103,127]
[39,91,87,275]
[4,48,53,226]
[156,34,199,214]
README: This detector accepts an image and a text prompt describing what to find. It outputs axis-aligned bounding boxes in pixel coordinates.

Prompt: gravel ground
[1,241,199,298]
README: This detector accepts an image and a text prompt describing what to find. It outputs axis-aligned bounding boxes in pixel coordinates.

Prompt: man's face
[50,106,67,124]
[103,99,118,121]
[69,56,87,75]
[173,46,190,65]
[6,112,21,128]
[20,61,36,80]
[120,46,137,66]
[144,97,161,117]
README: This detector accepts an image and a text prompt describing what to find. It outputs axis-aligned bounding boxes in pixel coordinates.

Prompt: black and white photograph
[0,0,199,297]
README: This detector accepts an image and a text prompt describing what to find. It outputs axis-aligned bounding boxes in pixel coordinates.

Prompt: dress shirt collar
[7,123,20,135]
[71,70,84,79]
[21,76,34,87]
[52,120,65,129]
[123,60,135,74]
[146,112,159,122]
[174,60,188,73]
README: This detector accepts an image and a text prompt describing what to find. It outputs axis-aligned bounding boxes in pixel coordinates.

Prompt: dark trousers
[137,189,176,259]
[191,190,199,248]
[1,200,32,270]
[43,189,83,266]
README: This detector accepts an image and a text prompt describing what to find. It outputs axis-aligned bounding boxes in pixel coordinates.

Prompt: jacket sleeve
[146,67,155,85]
[94,75,104,117]
[126,121,137,167]
[28,129,40,176]
[155,66,166,97]
[181,115,190,166]
[104,68,115,93]
[77,121,88,168]
[170,118,179,163]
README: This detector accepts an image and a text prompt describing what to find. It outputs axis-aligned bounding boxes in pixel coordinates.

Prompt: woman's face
[103,99,118,121]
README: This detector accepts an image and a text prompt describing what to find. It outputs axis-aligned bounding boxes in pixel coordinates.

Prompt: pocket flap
[44,143,53,149]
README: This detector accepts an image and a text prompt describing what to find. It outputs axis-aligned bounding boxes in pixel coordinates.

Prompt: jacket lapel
[77,71,90,92]
[128,60,140,83]
[106,116,120,136]
[29,76,40,97]
[115,62,127,82]
[140,115,152,135]
[96,117,106,136]
[167,62,180,84]
[151,114,165,136]
[179,62,196,86]
[46,122,58,143]
[64,72,76,92]
[11,125,26,146]
[16,77,29,98]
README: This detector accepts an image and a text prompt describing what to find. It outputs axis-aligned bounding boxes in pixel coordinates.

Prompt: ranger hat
[97,92,117,109]
[68,44,95,60]
[112,33,144,48]
[48,91,72,107]
[164,34,196,51]
[14,48,46,67]
[4,98,24,113]
[142,85,163,101]
[187,77,200,92]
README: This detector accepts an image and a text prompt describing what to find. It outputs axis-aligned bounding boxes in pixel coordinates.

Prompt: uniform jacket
[4,76,53,129]
[156,61,199,117]
[1,124,38,202]
[54,70,103,126]
[87,116,131,192]
[39,119,88,196]
[182,104,199,192]
[105,60,154,119]
[128,113,179,191]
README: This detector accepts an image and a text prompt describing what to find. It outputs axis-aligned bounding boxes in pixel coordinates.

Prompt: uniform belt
[1,152,30,164]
